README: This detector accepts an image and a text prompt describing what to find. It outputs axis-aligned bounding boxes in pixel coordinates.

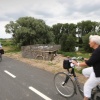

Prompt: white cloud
[0,0,100,38]
[0,21,12,38]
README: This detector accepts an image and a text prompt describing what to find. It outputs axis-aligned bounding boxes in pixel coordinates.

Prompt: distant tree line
[5,17,100,52]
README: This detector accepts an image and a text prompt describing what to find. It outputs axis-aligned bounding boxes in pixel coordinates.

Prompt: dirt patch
[4,52,87,83]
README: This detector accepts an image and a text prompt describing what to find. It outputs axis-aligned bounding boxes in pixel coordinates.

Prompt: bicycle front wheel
[54,72,76,98]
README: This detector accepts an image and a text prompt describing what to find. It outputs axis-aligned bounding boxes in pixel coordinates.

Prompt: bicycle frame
[67,68,84,97]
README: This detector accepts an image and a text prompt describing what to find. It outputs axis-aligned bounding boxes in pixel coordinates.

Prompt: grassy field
[58,51,91,58]
[2,45,20,53]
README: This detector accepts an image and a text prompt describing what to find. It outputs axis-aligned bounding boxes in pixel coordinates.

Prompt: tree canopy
[5,17,54,47]
[5,17,100,52]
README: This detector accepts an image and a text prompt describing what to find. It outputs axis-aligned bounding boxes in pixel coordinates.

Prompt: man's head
[89,35,100,49]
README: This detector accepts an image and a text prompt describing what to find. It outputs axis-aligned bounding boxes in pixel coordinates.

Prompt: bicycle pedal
[61,82,65,86]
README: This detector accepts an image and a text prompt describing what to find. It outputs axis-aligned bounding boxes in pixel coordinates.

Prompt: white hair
[89,35,100,45]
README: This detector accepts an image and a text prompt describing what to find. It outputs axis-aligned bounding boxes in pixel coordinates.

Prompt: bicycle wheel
[54,72,76,98]
[93,91,100,100]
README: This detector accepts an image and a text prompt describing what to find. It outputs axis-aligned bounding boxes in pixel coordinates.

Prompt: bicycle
[54,57,100,100]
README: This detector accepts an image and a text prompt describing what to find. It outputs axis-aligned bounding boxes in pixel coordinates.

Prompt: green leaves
[60,34,76,52]
[5,17,53,47]
[5,17,100,52]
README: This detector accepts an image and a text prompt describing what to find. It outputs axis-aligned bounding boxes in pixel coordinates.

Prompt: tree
[60,34,76,52]
[52,23,63,44]
[82,33,93,52]
[5,17,53,47]
[68,23,76,36]
[52,23,77,44]
[77,20,98,36]
[60,33,67,51]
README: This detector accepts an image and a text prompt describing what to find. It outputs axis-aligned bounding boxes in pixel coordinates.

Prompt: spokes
[54,72,75,98]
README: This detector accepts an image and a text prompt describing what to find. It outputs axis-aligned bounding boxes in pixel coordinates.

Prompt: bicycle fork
[62,75,70,86]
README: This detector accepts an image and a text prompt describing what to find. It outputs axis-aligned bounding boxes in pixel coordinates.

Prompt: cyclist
[72,35,100,100]
[0,45,2,53]
[0,45,4,55]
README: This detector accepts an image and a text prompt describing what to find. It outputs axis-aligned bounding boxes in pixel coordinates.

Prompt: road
[0,56,83,100]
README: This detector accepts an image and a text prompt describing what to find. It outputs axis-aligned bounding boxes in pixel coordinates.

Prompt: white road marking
[4,70,16,78]
[29,86,52,100]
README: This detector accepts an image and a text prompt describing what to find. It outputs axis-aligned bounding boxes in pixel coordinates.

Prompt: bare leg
[83,96,89,100]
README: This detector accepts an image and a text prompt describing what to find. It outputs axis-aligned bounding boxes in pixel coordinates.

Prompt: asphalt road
[0,56,83,100]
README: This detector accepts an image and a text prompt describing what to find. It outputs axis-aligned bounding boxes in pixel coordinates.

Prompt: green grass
[74,67,83,74]
[58,50,91,58]
[3,45,20,53]
[0,38,20,53]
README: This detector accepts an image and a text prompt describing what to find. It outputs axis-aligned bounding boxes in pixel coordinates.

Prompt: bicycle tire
[54,72,76,98]
[93,91,100,100]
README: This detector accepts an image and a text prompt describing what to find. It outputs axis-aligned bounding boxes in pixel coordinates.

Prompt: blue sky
[0,0,100,38]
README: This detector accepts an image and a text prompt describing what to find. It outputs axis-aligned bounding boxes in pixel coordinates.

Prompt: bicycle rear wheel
[54,72,76,98]
[93,91,100,100]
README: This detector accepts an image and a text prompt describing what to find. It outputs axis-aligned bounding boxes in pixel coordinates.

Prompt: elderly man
[72,35,100,100]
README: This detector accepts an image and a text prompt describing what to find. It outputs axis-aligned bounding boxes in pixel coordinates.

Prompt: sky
[0,0,100,38]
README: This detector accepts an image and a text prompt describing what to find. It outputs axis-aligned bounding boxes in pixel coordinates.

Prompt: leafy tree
[60,34,76,52]
[77,20,98,36]
[68,23,76,36]
[52,23,76,44]
[60,33,67,51]
[52,23,63,44]
[82,33,94,52]
[5,17,53,47]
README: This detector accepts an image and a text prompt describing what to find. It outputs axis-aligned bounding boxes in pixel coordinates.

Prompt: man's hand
[71,60,78,66]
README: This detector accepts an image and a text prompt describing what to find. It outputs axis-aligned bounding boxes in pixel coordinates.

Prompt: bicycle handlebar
[68,56,84,68]
[69,56,84,61]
